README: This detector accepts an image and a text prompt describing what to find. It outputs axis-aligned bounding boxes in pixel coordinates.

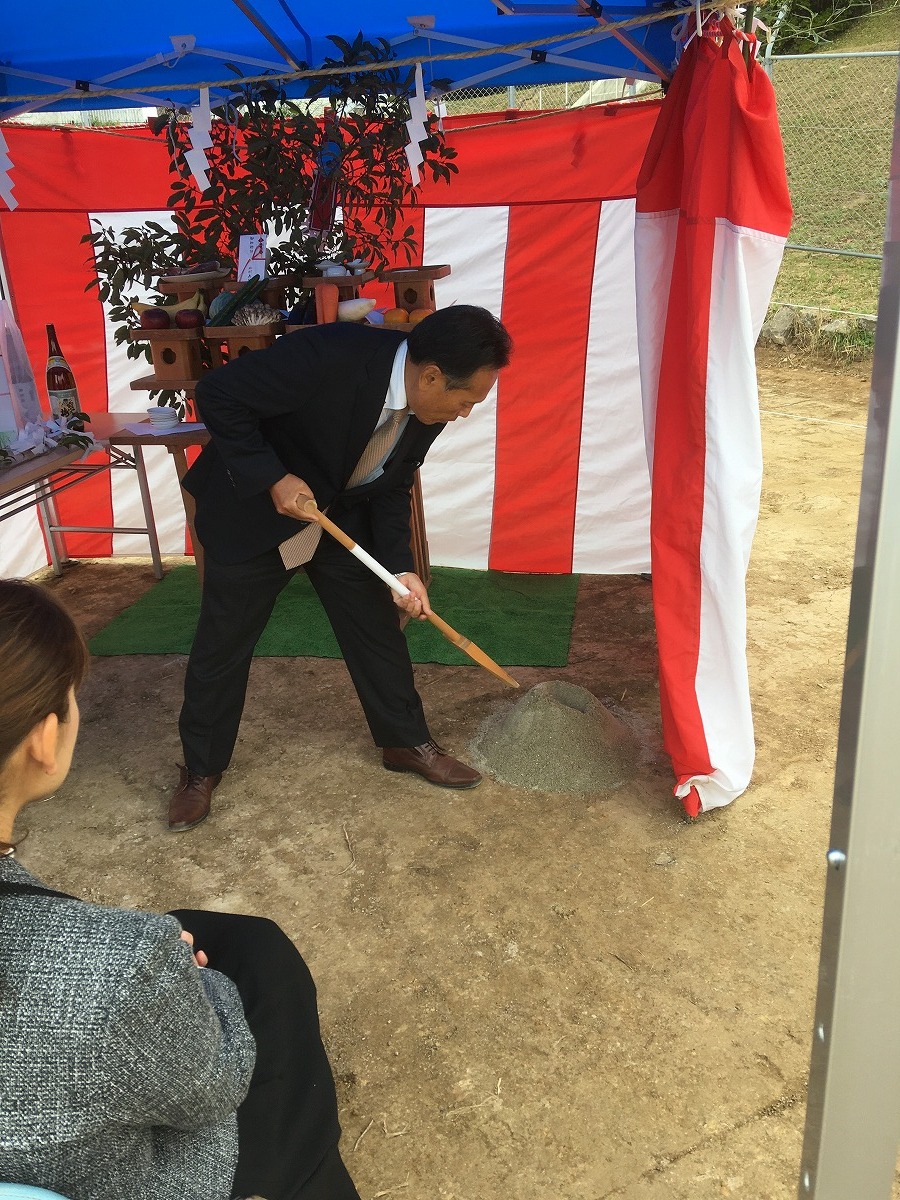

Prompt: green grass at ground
[772,250,883,314]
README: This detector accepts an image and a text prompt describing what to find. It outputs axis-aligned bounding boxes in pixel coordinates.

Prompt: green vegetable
[206,278,267,327]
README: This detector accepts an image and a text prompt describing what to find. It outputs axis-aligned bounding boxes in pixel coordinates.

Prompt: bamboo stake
[300,500,519,689]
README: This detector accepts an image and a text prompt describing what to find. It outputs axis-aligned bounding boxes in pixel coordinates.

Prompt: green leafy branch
[81,30,459,411]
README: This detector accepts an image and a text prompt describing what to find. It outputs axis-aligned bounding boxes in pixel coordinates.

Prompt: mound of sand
[470,680,640,793]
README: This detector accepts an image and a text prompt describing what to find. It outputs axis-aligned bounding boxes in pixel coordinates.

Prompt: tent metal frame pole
[1,88,161,122]
[495,3,595,12]
[0,38,282,121]
[391,21,666,91]
[593,16,671,79]
[798,69,900,1200]
[500,20,669,80]
[228,0,303,70]
[0,65,77,87]
[448,55,660,90]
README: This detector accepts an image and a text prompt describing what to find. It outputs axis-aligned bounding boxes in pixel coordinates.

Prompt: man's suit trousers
[179,525,431,777]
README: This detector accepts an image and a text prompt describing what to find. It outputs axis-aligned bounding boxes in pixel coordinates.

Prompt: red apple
[140,308,170,329]
[175,308,204,329]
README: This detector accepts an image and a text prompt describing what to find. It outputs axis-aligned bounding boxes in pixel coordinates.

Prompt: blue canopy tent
[0,0,680,118]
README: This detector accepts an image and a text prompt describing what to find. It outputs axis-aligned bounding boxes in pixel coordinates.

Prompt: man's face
[407,364,499,425]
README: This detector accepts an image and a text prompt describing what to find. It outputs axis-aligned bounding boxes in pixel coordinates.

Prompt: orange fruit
[383,307,409,323]
[408,308,433,325]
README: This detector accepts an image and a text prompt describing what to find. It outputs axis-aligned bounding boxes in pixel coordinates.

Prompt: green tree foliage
[82,34,457,382]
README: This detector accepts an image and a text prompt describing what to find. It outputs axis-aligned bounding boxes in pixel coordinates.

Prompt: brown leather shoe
[168,765,222,832]
[382,740,482,789]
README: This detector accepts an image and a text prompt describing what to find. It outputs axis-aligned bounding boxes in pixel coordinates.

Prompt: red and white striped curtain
[635,22,792,815]
[0,105,659,580]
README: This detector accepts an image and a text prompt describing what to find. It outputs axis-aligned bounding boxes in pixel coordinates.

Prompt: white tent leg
[799,68,900,1200]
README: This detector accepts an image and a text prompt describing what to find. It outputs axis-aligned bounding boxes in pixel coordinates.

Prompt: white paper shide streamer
[184,87,213,193]
[404,63,429,184]
[0,128,17,211]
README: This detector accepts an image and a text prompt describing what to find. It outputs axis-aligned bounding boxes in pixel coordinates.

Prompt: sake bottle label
[49,388,79,419]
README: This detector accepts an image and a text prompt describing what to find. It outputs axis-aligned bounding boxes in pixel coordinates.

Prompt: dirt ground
[18,347,873,1199]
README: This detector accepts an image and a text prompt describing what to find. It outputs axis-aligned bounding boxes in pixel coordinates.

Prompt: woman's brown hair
[0,580,88,770]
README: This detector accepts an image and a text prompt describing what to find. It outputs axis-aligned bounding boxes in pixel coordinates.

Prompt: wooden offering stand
[203,320,285,369]
[379,264,450,314]
[156,271,231,304]
[128,327,205,383]
[130,281,288,391]
[157,272,297,310]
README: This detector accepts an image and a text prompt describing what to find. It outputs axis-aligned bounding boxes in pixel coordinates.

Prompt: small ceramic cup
[147,406,179,423]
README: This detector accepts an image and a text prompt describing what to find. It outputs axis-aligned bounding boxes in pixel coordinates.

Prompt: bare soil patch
[20,348,872,1199]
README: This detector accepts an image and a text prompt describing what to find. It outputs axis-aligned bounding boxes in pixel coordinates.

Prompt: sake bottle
[45,324,80,420]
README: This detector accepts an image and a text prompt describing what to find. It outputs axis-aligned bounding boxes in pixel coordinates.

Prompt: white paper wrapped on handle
[300,499,411,595]
[348,542,411,597]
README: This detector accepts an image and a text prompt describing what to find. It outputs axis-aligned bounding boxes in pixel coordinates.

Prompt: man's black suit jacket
[183,323,445,569]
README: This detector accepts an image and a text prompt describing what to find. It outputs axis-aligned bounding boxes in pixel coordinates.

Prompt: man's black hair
[406,305,512,386]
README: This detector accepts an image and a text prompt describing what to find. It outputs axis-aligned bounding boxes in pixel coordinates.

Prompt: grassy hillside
[833,1,900,48]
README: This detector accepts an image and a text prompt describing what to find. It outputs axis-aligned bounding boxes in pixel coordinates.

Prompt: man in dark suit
[169,305,512,831]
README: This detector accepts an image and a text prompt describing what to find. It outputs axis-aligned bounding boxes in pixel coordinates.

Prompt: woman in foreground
[0,578,360,1200]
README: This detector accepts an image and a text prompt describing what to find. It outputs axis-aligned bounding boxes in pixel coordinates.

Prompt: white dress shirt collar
[385,340,409,411]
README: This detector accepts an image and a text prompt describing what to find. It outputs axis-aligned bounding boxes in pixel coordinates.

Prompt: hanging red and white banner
[635,22,792,816]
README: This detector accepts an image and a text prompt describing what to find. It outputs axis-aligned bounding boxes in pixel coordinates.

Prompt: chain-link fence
[445,52,898,262]
[768,50,897,256]
[442,78,662,115]
[444,82,586,113]
[11,107,154,128]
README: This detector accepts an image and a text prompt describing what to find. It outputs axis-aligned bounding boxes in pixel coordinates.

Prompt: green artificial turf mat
[89,564,578,667]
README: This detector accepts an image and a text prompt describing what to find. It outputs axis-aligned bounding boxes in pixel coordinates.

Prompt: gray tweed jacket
[0,857,256,1200]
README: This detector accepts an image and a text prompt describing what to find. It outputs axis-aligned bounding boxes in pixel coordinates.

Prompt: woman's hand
[180,929,208,968]
[393,572,432,621]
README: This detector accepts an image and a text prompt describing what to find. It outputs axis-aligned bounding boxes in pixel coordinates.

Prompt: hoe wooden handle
[300,500,519,688]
